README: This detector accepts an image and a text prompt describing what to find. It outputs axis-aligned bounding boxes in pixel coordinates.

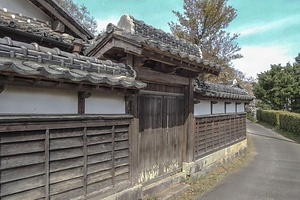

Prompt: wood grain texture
[194,113,247,159]
[0,116,131,200]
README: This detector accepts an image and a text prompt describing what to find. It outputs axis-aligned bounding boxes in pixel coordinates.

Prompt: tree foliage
[253,55,300,113]
[54,0,97,35]
[169,0,242,67]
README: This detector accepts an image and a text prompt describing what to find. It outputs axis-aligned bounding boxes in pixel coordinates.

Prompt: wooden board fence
[194,113,246,159]
[0,115,132,200]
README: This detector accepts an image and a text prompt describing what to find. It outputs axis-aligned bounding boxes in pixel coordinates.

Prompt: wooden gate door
[138,94,184,183]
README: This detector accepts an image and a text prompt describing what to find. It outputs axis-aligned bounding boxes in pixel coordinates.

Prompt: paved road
[197,121,300,200]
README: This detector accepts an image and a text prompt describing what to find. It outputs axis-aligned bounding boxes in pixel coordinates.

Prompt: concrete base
[101,185,142,200]
[183,139,247,178]
[155,183,191,200]
[142,172,186,199]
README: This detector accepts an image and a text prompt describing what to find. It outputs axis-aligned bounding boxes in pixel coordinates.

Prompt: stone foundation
[183,139,247,178]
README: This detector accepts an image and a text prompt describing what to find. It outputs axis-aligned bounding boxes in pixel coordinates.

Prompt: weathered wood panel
[138,94,185,183]
[0,116,131,200]
[194,113,247,159]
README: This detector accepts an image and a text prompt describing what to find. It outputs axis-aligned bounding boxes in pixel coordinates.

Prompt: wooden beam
[51,20,65,33]
[35,0,88,40]
[137,67,189,86]
[139,90,184,97]
[78,92,86,114]
[186,78,195,162]
[78,91,91,114]
[93,41,115,58]
[142,49,219,75]
[45,129,50,200]
[114,39,142,55]
[0,74,135,95]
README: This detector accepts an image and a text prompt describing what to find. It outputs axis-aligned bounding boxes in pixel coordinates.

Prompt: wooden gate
[138,93,185,183]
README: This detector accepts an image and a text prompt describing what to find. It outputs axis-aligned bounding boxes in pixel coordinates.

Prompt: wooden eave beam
[113,39,142,55]
[199,97,250,103]
[91,37,142,59]
[93,41,115,59]
[33,0,89,40]
[0,26,73,50]
[142,48,220,75]
[113,33,142,48]
[137,67,189,86]
[194,93,250,102]
[0,74,136,95]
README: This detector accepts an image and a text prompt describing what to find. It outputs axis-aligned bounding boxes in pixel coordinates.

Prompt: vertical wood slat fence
[0,115,132,200]
[194,113,246,160]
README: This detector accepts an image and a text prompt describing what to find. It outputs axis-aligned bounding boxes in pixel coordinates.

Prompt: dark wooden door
[138,94,184,183]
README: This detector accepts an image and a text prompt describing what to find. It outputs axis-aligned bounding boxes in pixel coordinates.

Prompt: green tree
[169,0,242,67]
[253,58,300,112]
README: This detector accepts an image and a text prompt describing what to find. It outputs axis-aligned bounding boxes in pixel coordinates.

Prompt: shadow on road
[247,132,297,144]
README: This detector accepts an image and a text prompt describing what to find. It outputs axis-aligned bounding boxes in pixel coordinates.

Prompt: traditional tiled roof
[120,15,202,58]
[0,8,85,46]
[194,80,254,101]
[87,14,222,74]
[49,0,94,39]
[0,37,146,89]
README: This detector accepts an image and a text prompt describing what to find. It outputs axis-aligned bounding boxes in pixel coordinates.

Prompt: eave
[28,0,94,40]
[87,32,221,78]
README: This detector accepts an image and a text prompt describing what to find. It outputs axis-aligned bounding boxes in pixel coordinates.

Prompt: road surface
[197,121,300,200]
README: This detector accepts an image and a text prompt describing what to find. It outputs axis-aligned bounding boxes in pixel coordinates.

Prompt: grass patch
[173,137,255,200]
[257,121,300,144]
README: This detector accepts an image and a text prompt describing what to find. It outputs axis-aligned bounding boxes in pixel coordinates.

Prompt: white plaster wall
[194,100,211,115]
[237,103,245,113]
[85,93,125,114]
[212,101,225,114]
[226,102,235,113]
[0,0,52,21]
[0,85,78,114]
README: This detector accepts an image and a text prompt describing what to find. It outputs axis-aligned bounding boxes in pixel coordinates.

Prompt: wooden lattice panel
[194,113,246,159]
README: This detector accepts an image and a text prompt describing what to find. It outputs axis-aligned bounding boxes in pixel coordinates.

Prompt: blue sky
[73,0,300,78]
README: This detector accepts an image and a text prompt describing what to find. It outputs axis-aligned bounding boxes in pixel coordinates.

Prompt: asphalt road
[196,121,300,200]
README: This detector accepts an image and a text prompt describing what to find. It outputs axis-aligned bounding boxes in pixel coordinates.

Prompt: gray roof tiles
[0,8,81,46]
[0,37,146,89]
[90,15,222,73]
[195,80,254,101]
[130,16,202,58]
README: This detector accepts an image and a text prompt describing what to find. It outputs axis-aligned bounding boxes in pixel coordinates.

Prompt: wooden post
[129,94,139,184]
[184,78,195,163]
[83,127,87,197]
[45,129,50,200]
[126,54,140,184]
[78,92,91,114]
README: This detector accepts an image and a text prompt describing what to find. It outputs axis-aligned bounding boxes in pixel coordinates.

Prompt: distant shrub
[279,113,300,135]
[257,110,300,136]
[257,110,280,127]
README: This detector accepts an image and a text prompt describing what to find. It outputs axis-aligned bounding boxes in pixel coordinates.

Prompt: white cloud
[96,17,119,32]
[239,18,291,35]
[231,14,300,36]
[232,45,293,78]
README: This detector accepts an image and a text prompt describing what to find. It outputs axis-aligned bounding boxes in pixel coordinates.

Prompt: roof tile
[0,37,146,89]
